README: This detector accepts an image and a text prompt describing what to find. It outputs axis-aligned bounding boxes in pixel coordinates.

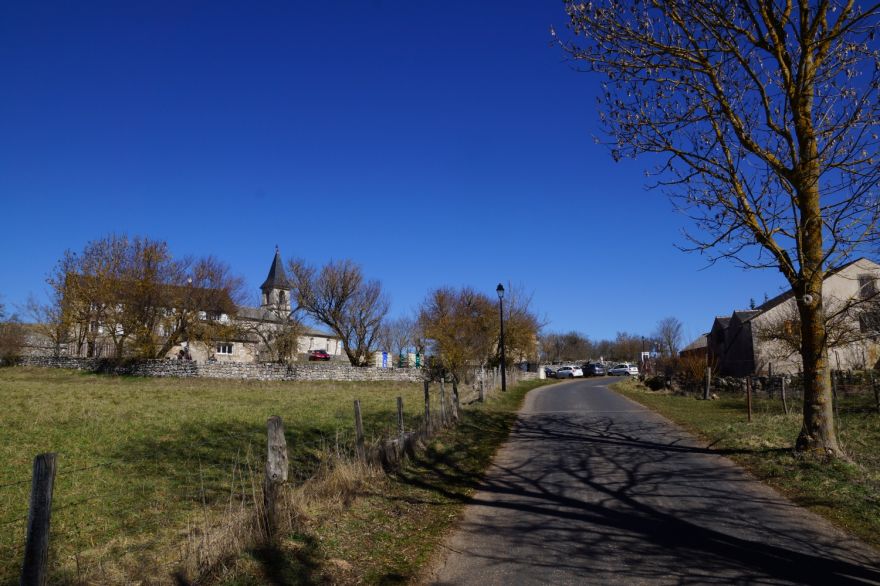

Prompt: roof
[235,306,336,337]
[680,334,708,352]
[64,274,236,314]
[260,247,291,291]
[732,310,761,323]
[756,256,880,313]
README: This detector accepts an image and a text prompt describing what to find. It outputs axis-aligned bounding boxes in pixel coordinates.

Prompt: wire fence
[1,372,519,585]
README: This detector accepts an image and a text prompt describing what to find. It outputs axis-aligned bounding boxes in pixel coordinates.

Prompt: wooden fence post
[451,380,460,422]
[423,381,431,435]
[704,366,711,400]
[479,375,485,403]
[353,400,365,461]
[746,377,753,423]
[263,416,289,538]
[20,453,57,586]
[781,376,789,415]
[439,380,447,425]
[871,371,880,414]
[396,396,404,440]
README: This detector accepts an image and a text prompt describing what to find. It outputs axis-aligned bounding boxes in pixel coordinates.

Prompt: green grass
[612,378,880,550]
[216,378,554,585]
[0,367,429,584]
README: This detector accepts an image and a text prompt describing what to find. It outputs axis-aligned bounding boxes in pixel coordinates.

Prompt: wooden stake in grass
[781,376,789,415]
[396,396,404,440]
[354,400,365,461]
[871,371,880,414]
[263,417,288,539]
[21,452,56,586]
[479,375,485,403]
[439,380,447,425]
[451,379,460,422]
[423,381,432,435]
[746,377,753,423]
[704,366,711,400]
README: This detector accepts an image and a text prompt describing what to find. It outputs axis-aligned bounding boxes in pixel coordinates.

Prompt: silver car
[608,363,639,376]
[555,366,584,378]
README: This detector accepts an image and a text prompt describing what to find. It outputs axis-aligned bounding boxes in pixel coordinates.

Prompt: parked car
[544,367,557,378]
[608,362,639,376]
[583,363,606,376]
[308,350,331,361]
[555,365,584,378]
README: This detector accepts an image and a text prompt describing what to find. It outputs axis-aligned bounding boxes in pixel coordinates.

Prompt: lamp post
[496,283,507,392]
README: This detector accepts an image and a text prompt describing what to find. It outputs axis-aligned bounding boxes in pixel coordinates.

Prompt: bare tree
[380,316,415,362]
[655,317,684,358]
[557,1,880,457]
[290,259,389,366]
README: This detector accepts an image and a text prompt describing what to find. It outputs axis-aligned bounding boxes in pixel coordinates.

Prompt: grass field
[0,367,429,584]
[612,378,880,550]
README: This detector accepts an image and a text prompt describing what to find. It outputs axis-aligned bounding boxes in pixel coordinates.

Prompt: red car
[308,350,331,361]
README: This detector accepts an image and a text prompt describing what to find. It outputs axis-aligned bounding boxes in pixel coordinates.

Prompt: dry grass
[0,367,425,585]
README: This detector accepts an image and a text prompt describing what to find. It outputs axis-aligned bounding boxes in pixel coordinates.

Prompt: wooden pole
[451,380,460,422]
[781,376,789,415]
[704,366,711,400]
[353,400,365,461]
[872,371,880,414]
[746,377,753,423]
[396,396,404,439]
[439,380,447,425]
[21,453,57,586]
[479,375,485,403]
[263,416,289,538]
[423,381,431,435]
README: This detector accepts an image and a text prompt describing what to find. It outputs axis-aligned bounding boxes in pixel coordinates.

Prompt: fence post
[781,376,789,415]
[396,396,404,440]
[704,366,711,400]
[479,375,485,403]
[439,380,448,425]
[451,380,460,422]
[21,453,57,586]
[353,400,365,461]
[263,416,289,538]
[423,381,431,435]
[746,376,753,423]
[872,371,880,414]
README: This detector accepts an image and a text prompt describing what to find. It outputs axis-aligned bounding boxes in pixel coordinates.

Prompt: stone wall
[17,356,425,383]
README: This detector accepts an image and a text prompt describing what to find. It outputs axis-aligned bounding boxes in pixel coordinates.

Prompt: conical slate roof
[260,247,291,291]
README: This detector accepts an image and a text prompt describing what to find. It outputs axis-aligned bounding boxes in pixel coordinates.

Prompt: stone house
[46,248,344,364]
[705,258,880,376]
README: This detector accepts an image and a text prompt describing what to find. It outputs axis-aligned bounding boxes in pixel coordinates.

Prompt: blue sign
[382,352,388,368]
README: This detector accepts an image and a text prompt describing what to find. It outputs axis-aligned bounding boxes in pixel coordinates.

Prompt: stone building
[37,248,344,364]
[704,258,880,376]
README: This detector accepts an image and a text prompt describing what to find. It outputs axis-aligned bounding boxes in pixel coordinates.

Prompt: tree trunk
[793,161,841,456]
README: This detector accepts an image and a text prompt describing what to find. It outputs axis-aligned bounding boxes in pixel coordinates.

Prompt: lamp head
[496,283,505,300]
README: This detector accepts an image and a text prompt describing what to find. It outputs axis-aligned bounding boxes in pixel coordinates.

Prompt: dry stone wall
[18,356,425,383]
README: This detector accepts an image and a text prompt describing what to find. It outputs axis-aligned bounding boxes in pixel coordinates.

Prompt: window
[279,290,286,305]
[858,274,877,299]
[216,343,233,355]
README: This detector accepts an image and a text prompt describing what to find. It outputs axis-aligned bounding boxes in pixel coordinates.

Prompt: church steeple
[260,246,291,312]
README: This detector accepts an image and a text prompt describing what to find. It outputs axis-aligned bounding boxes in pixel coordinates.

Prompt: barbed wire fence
[3,371,534,585]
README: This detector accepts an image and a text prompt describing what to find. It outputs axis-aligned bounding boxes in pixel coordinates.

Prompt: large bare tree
[558,1,880,457]
[654,317,684,358]
[290,259,390,366]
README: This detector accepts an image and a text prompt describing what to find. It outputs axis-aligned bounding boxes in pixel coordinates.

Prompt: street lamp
[496,283,507,392]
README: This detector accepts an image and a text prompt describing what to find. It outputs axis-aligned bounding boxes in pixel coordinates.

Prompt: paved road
[430,377,880,585]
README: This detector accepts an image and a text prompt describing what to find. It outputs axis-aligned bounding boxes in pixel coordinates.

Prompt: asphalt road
[429,377,880,585]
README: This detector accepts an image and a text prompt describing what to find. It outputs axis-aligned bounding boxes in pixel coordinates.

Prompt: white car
[555,366,584,378]
[608,363,639,376]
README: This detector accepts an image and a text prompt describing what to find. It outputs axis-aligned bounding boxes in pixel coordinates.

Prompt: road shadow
[406,410,880,585]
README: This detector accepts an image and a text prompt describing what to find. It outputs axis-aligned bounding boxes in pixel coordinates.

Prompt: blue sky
[0,0,791,344]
